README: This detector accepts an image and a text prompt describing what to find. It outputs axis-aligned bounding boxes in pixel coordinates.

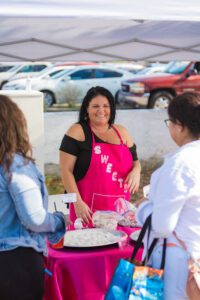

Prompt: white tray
[63,228,127,248]
[129,229,141,241]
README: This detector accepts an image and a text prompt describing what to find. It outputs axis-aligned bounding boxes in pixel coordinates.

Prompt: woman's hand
[125,168,141,194]
[74,200,92,224]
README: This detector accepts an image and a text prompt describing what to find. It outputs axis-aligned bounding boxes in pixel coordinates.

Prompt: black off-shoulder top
[59,122,138,181]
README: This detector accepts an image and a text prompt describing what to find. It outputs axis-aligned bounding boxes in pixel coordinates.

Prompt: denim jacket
[0,154,66,254]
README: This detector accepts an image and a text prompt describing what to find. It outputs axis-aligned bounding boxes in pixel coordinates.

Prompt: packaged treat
[115,198,136,215]
[115,198,139,227]
[118,211,139,227]
[92,210,119,230]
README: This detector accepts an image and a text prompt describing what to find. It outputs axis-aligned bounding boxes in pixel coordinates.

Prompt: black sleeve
[59,135,80,156]
[129,144,138,161]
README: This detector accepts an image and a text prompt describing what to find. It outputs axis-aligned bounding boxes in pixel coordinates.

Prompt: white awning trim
[0,1,200,62]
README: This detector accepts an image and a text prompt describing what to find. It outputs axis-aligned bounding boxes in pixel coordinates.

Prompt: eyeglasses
[164,119,171,127]
[165,118,182,128]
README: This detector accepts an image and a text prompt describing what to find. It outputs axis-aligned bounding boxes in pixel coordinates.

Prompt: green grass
[45,175,65,195]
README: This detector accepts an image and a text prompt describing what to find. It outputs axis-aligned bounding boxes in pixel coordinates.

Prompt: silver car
[4,65,134,107]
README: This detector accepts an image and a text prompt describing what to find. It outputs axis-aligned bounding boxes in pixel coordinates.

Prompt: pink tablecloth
[44,228,142,300]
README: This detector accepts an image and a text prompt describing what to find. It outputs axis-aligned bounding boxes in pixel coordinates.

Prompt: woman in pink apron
[59,86,141,225]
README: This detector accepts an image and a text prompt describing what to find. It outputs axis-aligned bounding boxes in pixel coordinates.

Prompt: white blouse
[136,140,200,259]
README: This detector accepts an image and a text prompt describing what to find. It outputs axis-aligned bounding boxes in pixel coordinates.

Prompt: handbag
[105,258,135,300]
[129,216,166,300]
[105,215,166,300]
[174,233,200,300]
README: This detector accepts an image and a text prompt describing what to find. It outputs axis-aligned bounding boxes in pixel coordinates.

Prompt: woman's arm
[59,151,92,223]
[150,163,190,237]
[125,159,141,193]
[7,166,66,236]
[59,124,92,223]
[116,124,141,193]
[137,160,192,238]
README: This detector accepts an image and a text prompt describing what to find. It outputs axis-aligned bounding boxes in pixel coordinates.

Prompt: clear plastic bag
[92,210,119,230]
[115,198,139,228]
[115,198,136,215]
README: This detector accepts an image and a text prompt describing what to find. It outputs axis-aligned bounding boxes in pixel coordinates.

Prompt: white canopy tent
[0,0,200,62]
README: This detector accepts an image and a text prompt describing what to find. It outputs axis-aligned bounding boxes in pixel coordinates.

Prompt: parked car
[0,62,51,89]
[55,61,98,66]
[135,64,168,75]
[3,65,75,93]
[101,62,144,74]
[0,63,20,73]
[118,61,200,109]
[3,65,77,107]
[4,65,134,107]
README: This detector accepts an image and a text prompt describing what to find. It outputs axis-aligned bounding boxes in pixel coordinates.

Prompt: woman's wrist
[74,198,83,206]
[133,161,141,173]
[132,166,141,174]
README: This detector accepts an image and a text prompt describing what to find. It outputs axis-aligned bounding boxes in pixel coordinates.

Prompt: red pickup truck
[118,61,200,109]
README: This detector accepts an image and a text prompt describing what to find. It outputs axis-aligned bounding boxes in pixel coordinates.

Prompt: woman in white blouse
[136,92,200,300]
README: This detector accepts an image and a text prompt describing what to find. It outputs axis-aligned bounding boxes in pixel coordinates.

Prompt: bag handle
[143,214,157,264]
[143,218,166,269]
[143,234,167,269]
[130,214,167,269]
[142,238,158,265]
[130,214,152,262]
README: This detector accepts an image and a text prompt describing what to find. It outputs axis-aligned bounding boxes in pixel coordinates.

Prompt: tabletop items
[51,196,142,250]
[46,213,143,300]
[91,198,140,229]
[115,198,139,228]
[92,211,119,230]
[63,228,127,248]
[117,211,139,228]
[45,197,145,300]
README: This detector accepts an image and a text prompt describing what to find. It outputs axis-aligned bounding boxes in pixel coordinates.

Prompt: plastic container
[92,210,118,230]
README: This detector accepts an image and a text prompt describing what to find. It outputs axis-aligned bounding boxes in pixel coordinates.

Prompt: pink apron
[70,125,133,223]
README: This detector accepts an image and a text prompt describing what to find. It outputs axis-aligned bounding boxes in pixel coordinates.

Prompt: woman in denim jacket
[0,95,67,300]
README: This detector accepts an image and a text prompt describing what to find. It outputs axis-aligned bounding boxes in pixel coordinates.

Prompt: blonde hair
[0,95,34,174]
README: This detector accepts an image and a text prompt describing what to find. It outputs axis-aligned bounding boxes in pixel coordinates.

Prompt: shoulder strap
[111,125,124,145]
[161,238,167,269]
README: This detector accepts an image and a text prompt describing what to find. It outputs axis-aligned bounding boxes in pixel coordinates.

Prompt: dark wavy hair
[78,86,116,126]
[168,92,200,138]
[0,95,34,175]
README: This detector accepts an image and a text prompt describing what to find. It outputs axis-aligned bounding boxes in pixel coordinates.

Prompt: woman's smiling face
[87,95,111,126]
